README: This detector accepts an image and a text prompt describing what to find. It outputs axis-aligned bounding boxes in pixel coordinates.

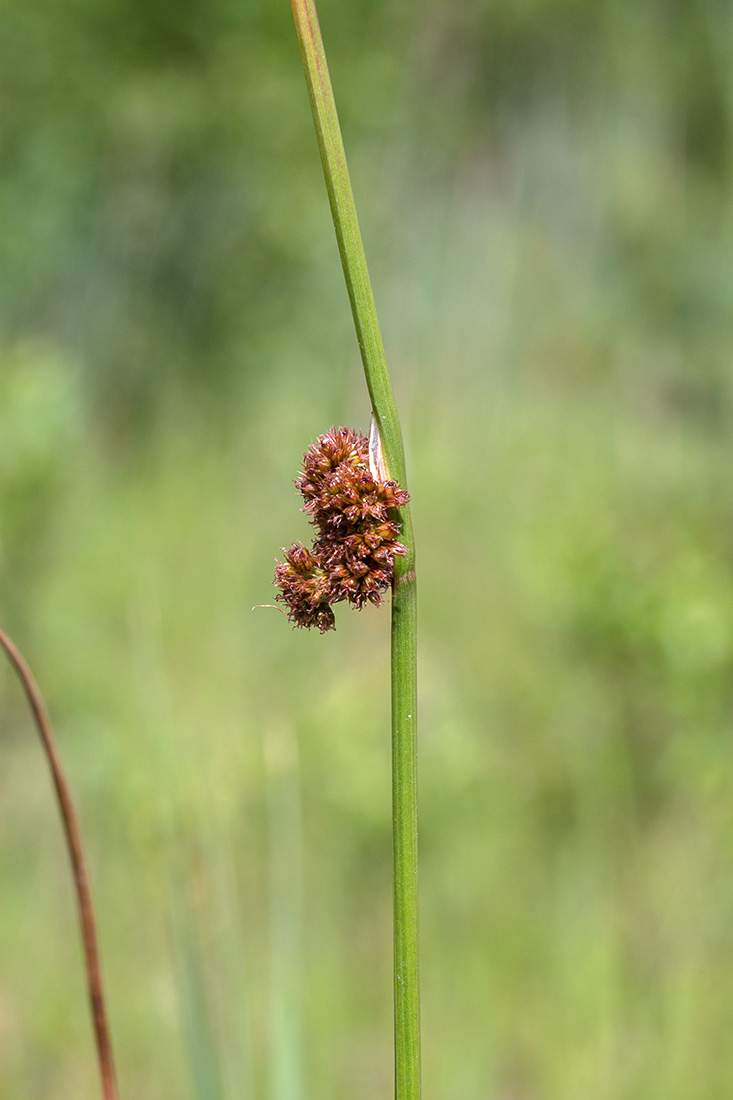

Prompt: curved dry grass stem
[0,625,119,1100]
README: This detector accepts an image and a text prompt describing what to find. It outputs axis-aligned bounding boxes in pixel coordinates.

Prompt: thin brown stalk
[0,625,119,1100]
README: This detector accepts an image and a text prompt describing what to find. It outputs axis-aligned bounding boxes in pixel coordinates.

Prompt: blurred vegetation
[2,0,733,1098]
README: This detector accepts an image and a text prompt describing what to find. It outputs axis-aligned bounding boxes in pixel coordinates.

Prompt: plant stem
[0,626,119,1100]
[288,3,420,1098]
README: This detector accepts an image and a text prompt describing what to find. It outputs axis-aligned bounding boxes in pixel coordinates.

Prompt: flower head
[274,543,336,632]
[273,426,409,630]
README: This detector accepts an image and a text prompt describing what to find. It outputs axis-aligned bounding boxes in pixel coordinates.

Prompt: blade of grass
[287,4,420,1098]
[169,877,227,1100]
[265,721,305,1100]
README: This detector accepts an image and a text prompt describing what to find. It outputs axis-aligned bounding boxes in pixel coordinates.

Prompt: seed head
[273,426,409,630]
[274,543,336,632]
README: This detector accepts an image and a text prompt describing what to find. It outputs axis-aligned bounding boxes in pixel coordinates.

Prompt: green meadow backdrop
[2,0,733,1097]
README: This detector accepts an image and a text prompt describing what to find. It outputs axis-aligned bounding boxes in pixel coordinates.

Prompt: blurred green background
[2,0,733,1097]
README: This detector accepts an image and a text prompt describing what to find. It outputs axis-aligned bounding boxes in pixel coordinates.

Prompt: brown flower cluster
[274,426,409,631]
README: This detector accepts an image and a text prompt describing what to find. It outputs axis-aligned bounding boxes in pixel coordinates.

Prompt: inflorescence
[274,426,409,631]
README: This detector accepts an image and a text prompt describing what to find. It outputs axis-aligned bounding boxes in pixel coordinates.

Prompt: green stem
[288,3,420,1098]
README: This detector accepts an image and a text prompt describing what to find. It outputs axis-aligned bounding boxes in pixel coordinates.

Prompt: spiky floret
[274,426,409,630]
[273,543,336,632]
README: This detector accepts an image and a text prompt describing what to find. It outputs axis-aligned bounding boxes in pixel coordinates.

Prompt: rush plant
[279,3,421,1097]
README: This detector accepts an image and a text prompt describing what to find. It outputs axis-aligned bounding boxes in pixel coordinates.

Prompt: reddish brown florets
[273,426,409,631]
[273,543,336,632]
